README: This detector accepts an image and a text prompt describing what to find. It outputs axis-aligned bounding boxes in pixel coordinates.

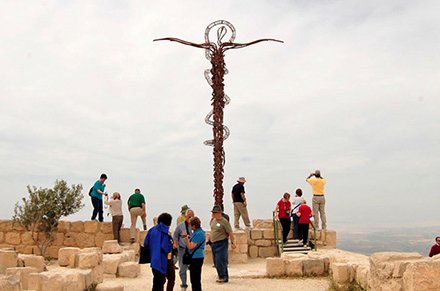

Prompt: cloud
[0,0,439,228]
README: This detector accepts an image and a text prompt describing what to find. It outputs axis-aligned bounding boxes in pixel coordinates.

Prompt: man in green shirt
[127,188,146,243]
[208,205,236,283]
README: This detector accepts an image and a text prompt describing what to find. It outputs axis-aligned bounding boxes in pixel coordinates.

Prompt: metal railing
[272,211,318,255]
[272,211,283,256]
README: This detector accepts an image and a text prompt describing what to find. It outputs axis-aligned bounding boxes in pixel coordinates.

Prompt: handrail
[272,211,282,256]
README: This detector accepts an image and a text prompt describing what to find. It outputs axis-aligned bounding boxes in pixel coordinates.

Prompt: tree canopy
[13,179,84,257]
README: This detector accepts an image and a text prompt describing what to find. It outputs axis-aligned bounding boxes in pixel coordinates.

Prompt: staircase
[282,239,311,254]
[273,212,315,256]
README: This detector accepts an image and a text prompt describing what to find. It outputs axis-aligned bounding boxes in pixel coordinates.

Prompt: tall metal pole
[154,20,282,206]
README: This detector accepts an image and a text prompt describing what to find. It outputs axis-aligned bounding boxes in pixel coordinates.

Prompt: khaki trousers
[129,207,146,239]
[312,195,327,230]
[233,202,251,228]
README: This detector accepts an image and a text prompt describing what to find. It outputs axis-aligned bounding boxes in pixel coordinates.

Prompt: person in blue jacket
[144,212,173,291]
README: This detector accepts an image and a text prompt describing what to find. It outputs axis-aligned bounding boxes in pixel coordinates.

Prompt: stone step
[282,246,311,254]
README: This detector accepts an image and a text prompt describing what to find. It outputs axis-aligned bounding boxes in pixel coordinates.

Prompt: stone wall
[265,248,440,291]
[0,219,335,261]
[0,220,147,259]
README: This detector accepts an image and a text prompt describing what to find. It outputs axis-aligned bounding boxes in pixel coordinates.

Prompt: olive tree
[13,179,84,257]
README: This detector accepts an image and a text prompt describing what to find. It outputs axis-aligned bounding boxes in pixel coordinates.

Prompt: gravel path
[106,258,331,291]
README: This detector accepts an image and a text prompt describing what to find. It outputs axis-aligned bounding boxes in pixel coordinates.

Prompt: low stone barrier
[0,219,149,259]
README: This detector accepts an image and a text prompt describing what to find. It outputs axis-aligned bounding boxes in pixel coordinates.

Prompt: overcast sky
[1,1,439,230]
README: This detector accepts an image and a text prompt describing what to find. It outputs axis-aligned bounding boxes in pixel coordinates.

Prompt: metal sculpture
[154,20,282,206]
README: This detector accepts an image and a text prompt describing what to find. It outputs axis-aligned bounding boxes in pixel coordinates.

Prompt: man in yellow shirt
[306,170,327,230]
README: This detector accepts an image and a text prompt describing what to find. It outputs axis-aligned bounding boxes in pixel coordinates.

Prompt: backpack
[88,187,93,196]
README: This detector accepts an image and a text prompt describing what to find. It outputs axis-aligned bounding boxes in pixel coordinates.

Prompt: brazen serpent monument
[155,20,282,207]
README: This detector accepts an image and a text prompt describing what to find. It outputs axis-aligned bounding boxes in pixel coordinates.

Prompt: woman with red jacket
[275,193,292,243]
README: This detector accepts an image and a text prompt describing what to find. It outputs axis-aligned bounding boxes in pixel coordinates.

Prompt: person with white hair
[173,209,195,291]
[296,198,312,247]
[104,192,123,242]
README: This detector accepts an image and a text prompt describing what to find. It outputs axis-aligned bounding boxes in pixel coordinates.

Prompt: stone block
[75,267,102,287]
[237,243,248,254]
[102,240,123,254]
[57,221,71,232]
[84,221,100,233]
[38,272,64,291]
[76,233,96,248]
[255,240,272,247]
[235,232,247,244]
[303,258,325,276]
[40,268,86,291]
[117,262,139,278]
[95,232,115,248]
[259,246,277,258]
[266,257,285,277]
[21,232,37,246]
[285,258,303,277]
[13,245,34,255]
[27,272,41,291]
[250,229,262,240]
[229,253,248,264]
[90,264,104,284]
[121,250,136,262]
[64,232,77,247]
[0,221,13,232]
[119,228,132,243]
[96,281,124,291]
[369,251,424,290]
[248,246,258,258]
[45,246,61,259]
[17,254,45,272]
[5,266,38,290]
[0,250,18,273]
[331,263,352,284]
[70,221,84,233]
[58,247,80,267]
[5,233,20,245]
[100,222,113,234]
[356,264,369,290]
[0,232,4,243]
[253,219,273,229]
[77,251,103,269]
[0,274,20,291]
[403,260,440,291]
[53,233,64,246]
[103,254,122,274]
[262,229,275,239]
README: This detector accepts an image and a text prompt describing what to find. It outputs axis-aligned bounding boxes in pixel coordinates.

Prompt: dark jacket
[144,223,172,274]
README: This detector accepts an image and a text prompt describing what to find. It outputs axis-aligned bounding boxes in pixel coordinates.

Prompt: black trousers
[279,218,291,243]
[166,258,175,291]
[189,257,204,291]
[91,197,103,222]
[152,268,166,291]
[298,223,309,245]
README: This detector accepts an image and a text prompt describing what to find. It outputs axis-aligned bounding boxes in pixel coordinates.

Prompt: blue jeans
[292,214,300,239]
[212,239,229,280]
[178,247,189,288]
[91,196,103,222]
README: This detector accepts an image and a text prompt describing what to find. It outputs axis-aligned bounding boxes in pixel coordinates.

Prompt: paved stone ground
[105,258,331,291]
